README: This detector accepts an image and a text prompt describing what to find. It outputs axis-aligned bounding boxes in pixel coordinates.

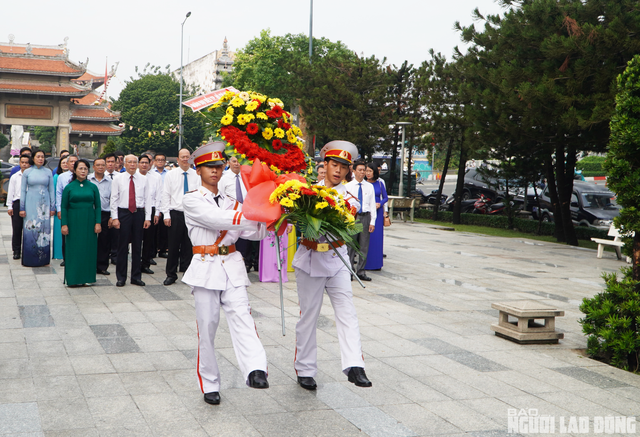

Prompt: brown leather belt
[301,238,344,252]
[193,244,236,259]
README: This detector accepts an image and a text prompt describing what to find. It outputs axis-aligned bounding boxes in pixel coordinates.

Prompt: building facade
[175,38,235,95]
[0,37,122,157]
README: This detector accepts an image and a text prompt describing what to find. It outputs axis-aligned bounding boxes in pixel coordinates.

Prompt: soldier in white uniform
[182,141,269,406]
[292,140,372,390]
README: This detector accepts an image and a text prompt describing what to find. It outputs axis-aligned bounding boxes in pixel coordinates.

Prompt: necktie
[128,175,136,213]
[235,174,244,203]
[358,182,363,213]
[183,171,189,194]
[109,173,113,180]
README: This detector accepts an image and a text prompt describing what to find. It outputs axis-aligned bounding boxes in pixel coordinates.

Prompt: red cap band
[324,149,352,163]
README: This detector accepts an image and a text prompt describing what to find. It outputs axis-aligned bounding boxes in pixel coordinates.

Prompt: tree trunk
[545,156,564,242]
[406,130,413,196]
[556,144,578,246]
[453,137,467,225]
[633,235,640,282]
[433,137,454,221]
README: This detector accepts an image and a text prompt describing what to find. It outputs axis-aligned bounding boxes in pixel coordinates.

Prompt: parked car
[461,168,523,201]
[528,182,620,229]
[1,160,16,180]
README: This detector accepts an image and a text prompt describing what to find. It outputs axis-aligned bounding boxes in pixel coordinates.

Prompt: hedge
[416,209,608,241]
[577,156,607,177]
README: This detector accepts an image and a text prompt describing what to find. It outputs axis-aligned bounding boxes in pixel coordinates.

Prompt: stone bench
[388,197,417,222]
[491,300,564,344]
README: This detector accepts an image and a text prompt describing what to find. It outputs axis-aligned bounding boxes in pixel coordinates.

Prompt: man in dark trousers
[161,148,199,285]
[152,153,169,258]
[6,154,30,259]
[110,155,152,287]
[138,154,161,274]
[88,157,112,275]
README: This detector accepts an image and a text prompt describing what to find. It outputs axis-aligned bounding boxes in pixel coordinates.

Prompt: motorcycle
[472,194,507,215]
[444,193,476,213]
[422,189,448,205]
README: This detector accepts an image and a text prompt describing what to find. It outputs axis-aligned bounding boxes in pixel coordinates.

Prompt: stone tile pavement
[1,209,639,436]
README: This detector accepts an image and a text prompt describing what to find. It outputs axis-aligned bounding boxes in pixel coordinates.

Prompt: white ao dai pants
[193,279,267,393]
[294,269,365,377]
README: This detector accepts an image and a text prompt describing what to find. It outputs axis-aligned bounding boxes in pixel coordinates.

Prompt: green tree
[112,66,205,156]
[0,134,9,149]
[33,126,56,154]
[456,0,640,245]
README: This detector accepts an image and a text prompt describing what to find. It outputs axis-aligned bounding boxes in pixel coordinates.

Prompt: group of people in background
[5,147,296,288]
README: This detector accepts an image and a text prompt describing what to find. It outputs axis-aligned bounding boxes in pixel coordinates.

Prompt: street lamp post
[178,11,192,151]
[309,0,313,64]
[396,121,413,197]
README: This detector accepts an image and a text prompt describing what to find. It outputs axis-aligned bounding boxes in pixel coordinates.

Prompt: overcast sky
[4,0,506,98]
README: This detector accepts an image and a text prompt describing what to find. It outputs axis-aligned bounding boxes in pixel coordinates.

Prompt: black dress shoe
[357,274,372,282]
[141,267,154,274]
[60,261,65,267]
[116,281,125,287]
[248,370,269,389]
[158,252,168,258]
[149,259,157,265]
[383,254,387,258]
[97,269,110,275]
[163,277,176,286]
[13,254,20,260]
[347,367,372,387]
[131,279,145,286]
[297,376,317,390]
[203,392,220,405]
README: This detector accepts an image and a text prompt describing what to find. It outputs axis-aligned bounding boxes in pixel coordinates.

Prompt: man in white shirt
[218,155,259,272]
[315,163,325,183]
[182,141,269,405]
[138,154,162,274]
[152,153,169,258]
[88,157,112,275]
[292,141,371,391]
[161,148,200,285]
[110,155,152,287]
[7,154,31,259]
[104,153,120,265]
[345,160,376,282]
[56,154,78,267]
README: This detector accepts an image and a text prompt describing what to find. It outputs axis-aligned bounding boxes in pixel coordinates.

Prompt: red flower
[300,187,316,196]
[271,106,284,117]
[246,123,259,135]
[326,197,336,207]
[272,139,283,150]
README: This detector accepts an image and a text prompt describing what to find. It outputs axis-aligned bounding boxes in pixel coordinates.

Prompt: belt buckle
[316,243,329,252]
[218,245,229,256]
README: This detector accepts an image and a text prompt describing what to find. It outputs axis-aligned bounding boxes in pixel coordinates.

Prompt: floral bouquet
[239,160,362,252]
[201,90,316,181]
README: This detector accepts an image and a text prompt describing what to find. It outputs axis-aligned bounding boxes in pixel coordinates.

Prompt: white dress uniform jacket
[292,182,360,277]
[182,187,267,289]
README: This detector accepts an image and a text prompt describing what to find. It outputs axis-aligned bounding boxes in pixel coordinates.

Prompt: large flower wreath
[201,90,315,179]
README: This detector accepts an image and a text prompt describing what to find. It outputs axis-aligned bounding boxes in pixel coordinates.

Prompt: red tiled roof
[70,106,119,120]
[0,56,84,76]
[0,45,65,56]
[0,80,90,96]
[71,122,124,135]
[73,71,105,83]
[75,92,102,105]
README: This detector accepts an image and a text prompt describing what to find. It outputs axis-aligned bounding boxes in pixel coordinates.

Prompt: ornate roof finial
[25,43,32,55]
[8,34,15,44]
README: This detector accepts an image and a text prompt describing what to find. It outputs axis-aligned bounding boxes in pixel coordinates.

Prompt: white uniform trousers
[294,269,365,377]
[193,281,267,393]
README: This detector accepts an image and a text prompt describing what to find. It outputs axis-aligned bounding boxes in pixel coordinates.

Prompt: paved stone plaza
[1,210,639,437]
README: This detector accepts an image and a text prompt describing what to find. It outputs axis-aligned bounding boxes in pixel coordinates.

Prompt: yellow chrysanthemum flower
[288,193,300,200]
[262,128,274,140]
[286,130,297,143]
[221,114,233,125]
[237,115,248,126]
[241,154,246,158]
[270,165,279,172]
[231,97,245,107]
[245,101,259,112]
[315,201,329,210]
[274,128,285,139]
[226,107,234,115]
[256,112,268,120]
[307,168,313,174]
[280,198,294,208]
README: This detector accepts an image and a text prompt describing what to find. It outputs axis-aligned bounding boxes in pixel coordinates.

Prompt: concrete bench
[388,197,417,222]
[491,300,564,344]
[591,224,631,262]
